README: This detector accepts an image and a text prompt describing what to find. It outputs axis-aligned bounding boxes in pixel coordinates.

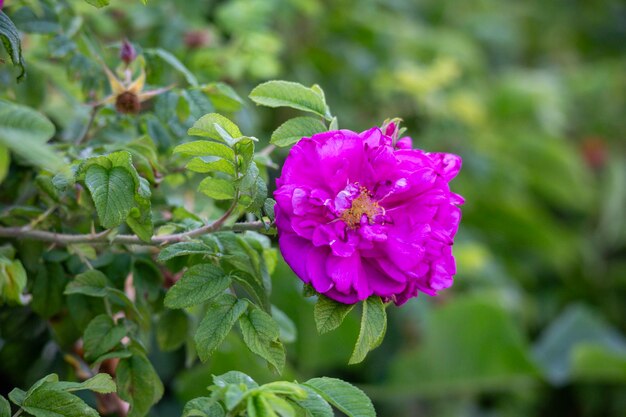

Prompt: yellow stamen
[341,187,380,229]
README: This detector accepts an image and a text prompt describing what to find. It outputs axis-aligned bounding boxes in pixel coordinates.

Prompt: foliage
[0,0,625,416]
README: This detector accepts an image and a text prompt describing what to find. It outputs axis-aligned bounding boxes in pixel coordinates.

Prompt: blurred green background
[2,0,626,416]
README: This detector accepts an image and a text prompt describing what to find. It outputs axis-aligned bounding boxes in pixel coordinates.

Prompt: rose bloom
[274,125,463,305]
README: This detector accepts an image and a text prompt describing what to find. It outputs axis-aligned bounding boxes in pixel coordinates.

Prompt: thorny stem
[0,209,270,247]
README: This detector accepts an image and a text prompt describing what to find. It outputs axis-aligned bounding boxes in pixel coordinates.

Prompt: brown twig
[0,210,268,247]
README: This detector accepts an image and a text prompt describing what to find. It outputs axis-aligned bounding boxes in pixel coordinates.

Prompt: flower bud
[120,39,137,66]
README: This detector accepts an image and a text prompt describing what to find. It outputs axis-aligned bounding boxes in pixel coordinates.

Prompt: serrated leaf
[157,309,189,351]
[270,117,327,147]
[0,100,63,170]
[188,113,242,144]
[64,270,108,297]
[182,397,225,417]
[117,353,164,417]
[83,314,126,362]
[293,385,333,417]
[239,305,285,373]
[174,140,236,162]
[22,388,99,417]
[304,378,375,417]
[349,296,386,365]
[195,294,248,361]
[0,11,26,81]
[84,164,135,229]
[157,240,217,262]
[51,373,116,394]
[0,395,10,417]
[165,263,231,309]
[249,81,330,120]
[198,177,236,200]
[314,296,355,335]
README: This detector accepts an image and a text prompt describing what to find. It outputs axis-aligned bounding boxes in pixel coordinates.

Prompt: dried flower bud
[120,39,137,66]
[115,91,141,114]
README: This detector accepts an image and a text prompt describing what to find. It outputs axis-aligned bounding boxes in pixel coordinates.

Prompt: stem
[0,217,269,247]
[76,104,101,145]
[12,409,23,417]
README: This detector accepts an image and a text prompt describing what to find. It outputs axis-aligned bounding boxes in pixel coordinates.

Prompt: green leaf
[127,178,153,242]
[83,314,126,362]
[187,157,237,176]
[0,145,9,185]
[188,113,242,144]
[8,389,25,407]
[533,303,626,385]
[239,305,285,373]
[174,140,236,162]
[51,373,117,394]
[386,296,538,396]
[213,371,259,389]
[165,263,231,309]
[270,117,327,147]
[64,270,108,297]
[264,394,296,417]
[22,389,99,417]
[157,309,190,351]
[198,177,236,200]
[272,305,297,344]
[304,378,375,417]
[202,82,244,112]
[144,48,198,86]
[0,395,10,417]
[0,11,26,81]
[349,296,387,365]
[84,165,136,229]
[182,397,225,417]
[571,343,626,382]
[249,81,331,120]
[194,294,248,362]
[314,295,355,335]
[117,352,164,417]
[292,385,333,417]
[0,100,62,170]
[0,257,27,305]
[247,395,277,417]
[31,262,67,318]
[84,0,110,7]
[157,240,216,262]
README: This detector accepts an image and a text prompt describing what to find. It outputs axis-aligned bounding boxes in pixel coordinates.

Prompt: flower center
[340,186,381,229]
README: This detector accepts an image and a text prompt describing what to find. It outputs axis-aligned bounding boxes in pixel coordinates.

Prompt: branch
[0,211,269,247]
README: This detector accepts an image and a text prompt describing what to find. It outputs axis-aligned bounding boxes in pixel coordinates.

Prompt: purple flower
[0,0,4,9]
[274,127,463,305]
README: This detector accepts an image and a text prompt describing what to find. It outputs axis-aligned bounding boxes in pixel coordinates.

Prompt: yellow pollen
[341,187,380,229]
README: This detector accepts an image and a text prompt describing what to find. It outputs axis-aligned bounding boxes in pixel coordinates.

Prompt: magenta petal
[274,127,463,305]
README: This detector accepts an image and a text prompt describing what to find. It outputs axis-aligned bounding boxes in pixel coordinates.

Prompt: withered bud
[115,91,141,114]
